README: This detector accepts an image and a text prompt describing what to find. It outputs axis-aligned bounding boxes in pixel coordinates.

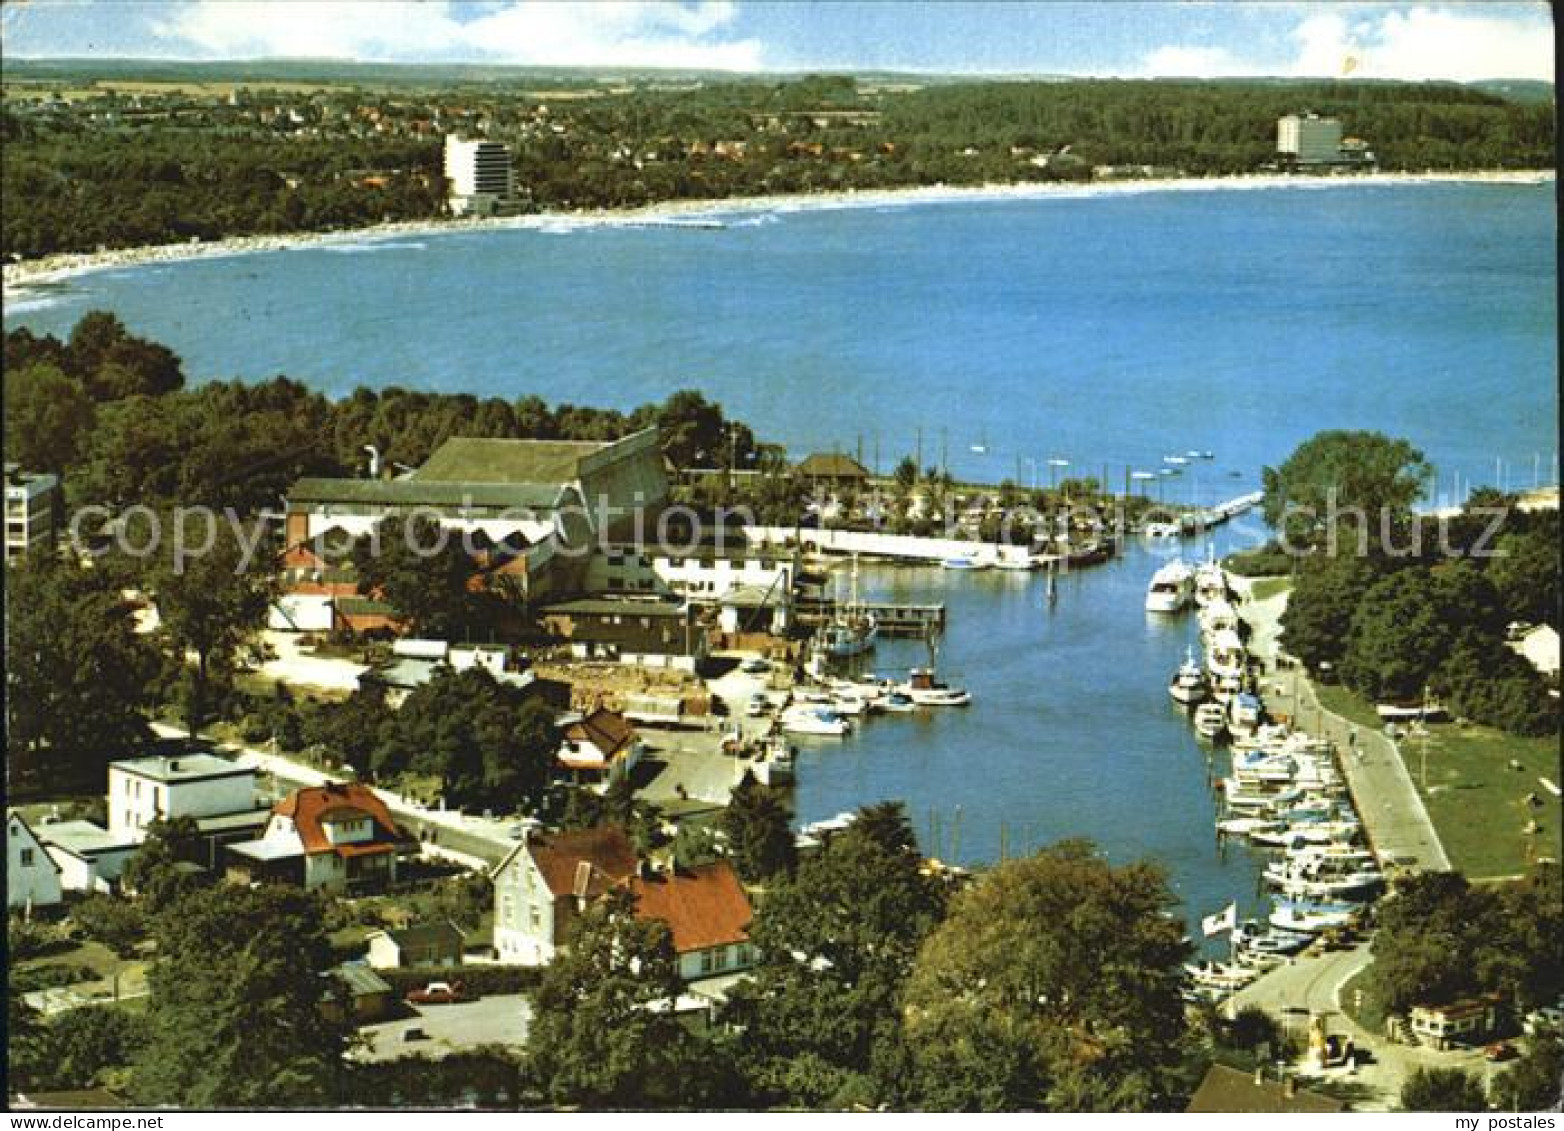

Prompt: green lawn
[16,938,149,1002]
[1339,964,1386,1036]
[1316,685,1560,879]
[1247,576,1293,603]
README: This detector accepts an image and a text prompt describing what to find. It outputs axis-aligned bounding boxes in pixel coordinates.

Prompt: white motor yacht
[1168,646,1209,706]
[1145,559,1194,613]
[780,705,852,737]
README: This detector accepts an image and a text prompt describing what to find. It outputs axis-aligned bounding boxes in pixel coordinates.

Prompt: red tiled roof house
[489,825,753,980]
[225,783,415,894]
[556,707,642,790]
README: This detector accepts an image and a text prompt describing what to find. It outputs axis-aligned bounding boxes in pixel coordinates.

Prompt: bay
[8,179,1555,935]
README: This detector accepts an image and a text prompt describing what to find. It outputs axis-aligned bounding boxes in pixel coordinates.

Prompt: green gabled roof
[416,436,607,486]
[287,477,562,510]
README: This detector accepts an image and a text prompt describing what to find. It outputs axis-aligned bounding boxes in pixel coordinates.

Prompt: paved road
[1232,942,1488,1110]
[1234,585,1450,872]
[151,722,516,867]
[354,993,533,1062]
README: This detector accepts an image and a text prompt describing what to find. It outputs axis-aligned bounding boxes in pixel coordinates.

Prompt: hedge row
[375,963,542,997]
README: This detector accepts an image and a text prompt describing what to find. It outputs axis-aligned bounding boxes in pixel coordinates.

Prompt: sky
[0,1,1554,82]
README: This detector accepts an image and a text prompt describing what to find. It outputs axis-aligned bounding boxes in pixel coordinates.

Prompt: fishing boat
[1193,701,1228,741]
[823,555,877,658]
[1183,960,1259,995]
[941,554,993,571]
[751,732,795,786]
[780,705,851,737]
[1233,925,1313,958]
[831,674,890,702]
[1216,816,1278,837]
[1145,559,1194,613]
[900,667,972,706]
[1168,647,1209,706]
[828,693,870,717]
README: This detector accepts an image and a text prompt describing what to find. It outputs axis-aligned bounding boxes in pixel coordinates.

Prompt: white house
[489,826,754,981]
[40,820,138,894]
[556,708,642,790]
[6,811,63,910]
[108,753,263,841]
[629,860,755,983]
[1509,623,1561,679]
[490,825,639,966]
[225,782,414,894]
[365,921,466,970]
[588,541,796,604]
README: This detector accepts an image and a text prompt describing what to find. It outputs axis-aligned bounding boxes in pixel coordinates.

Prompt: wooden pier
[795,599,946,637]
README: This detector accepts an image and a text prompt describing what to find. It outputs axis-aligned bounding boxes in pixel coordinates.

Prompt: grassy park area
[1316,684,1559,879]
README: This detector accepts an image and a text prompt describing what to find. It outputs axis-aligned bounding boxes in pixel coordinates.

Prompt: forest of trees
[1269,431,1559,735]
[3,314,761,513]
[4,74,1553,258]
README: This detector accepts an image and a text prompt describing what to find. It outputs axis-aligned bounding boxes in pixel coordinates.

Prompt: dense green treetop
[134,884,349,1106]
[1261,429,1431,551]
[901,839,1192,1112]
[5,552,161,790]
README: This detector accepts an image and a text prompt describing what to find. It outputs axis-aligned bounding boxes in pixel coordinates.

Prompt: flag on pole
[1202,902,1238,938]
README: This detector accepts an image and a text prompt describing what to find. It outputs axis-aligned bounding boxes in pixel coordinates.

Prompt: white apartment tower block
[444,135,515,216]
[1277,113,1344,165]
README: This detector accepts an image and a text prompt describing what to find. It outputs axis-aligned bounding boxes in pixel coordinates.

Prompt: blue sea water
[8,179,1555,932]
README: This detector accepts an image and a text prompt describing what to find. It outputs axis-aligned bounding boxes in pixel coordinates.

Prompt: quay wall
[744,525,1041,565]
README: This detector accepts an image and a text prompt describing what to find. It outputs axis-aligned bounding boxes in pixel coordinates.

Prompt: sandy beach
[2,168,1552,301]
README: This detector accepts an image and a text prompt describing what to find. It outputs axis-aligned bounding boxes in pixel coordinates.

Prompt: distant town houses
[538,596,708,671]
[359,637,538,708]
[366,921,467,970]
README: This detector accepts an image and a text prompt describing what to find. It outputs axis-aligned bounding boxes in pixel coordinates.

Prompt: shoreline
[3,168,1553,300]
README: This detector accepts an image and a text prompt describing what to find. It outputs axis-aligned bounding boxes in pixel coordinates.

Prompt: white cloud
[1140,4,1554,82]
[148,1,764,69]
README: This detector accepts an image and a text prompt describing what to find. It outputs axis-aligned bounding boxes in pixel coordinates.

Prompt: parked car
[1484,1042,1518,1063]
[406,980,471,1005]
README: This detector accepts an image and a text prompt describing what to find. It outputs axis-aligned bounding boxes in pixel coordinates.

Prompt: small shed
[1409,995,1500,1050]
[366,921,466,970]
[322,962,395,1023]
